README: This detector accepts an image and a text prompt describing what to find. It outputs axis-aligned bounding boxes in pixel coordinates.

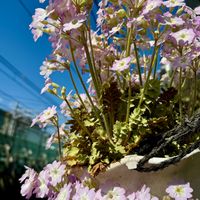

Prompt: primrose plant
[20,0,200,199]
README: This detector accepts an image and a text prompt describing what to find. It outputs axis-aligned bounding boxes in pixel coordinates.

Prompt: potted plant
[20,0,200,199]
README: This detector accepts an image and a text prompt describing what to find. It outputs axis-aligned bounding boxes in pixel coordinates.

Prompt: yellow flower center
[175,186,184,195]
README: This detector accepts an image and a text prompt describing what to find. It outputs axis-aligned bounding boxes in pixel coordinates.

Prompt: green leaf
[84,119,95,127]
[144,79,160,99]
[67,147,79,157]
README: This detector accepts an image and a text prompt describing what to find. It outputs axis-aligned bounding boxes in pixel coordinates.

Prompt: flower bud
[105,7,114,15]
[177,7,184,15]
[48,89,57,95]
[61,86,66,97]
[107,18,118,27]
[52,82,59,88]
[109,0,118,4]
[116,9,126,19]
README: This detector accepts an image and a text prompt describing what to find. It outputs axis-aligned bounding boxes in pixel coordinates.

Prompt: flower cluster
[31,105,57,128]
[21,0,200,199]
[19,161,195,200]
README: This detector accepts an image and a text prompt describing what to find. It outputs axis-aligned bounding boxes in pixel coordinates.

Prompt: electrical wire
[18,0,32,17]
[0,67,50,106]
[0,55,58,106]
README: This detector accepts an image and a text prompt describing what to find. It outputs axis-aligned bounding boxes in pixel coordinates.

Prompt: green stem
[68,40,101,122]
[87,23,101,88]
[81,31,112,139]
[55,119,63,161]
[153,47,159,79]
[52,117,62,161]
[169,69,176,87]
[81,32,101,98]
[137,40,157,108]
[126,76,132,123]
[179,67,183,124]
[69,39,111,139]
[126,28,132,57]
[125,26,133,123]
[133,40,143,86]
[68,69,87,110]
[191,70,197,116]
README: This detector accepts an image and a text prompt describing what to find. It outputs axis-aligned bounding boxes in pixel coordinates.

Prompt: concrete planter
[96,149,200,198]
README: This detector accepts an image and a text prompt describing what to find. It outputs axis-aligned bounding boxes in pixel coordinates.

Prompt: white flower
[40,106,57,123]
[111,57,132,72]
[163,0,185,8]
[31,106,57,127]
[166,183,193,199]
[63,19,85,31]
[170,29,196,44]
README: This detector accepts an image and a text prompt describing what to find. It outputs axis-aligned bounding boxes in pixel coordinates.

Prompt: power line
[0,68,49,106]
[0,88,27,108]
[0,54,58,106]
[0,89,41,115]
[18,0,32,17]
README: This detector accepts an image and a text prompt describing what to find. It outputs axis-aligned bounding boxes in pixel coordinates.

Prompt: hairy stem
[81,32,100,98]
[190,70,197,116]
[68,40,102,123]
[138,40,157,108]
[133,41,143,86]
[68,68,87,110]
[153,47,159,79]
[179,67,183,124]
[169,69,176,87]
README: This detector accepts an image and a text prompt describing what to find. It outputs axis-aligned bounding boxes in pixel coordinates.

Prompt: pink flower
[46,124,66,149]
[162,0,185,8]
[172,55,192,69]
[103,187,126,200]
[55,183,72,200]
[135,185,158,200]
[31,106,57,128]
[40,58,67,79]
[44,161,66,187]
[30,8,49,41]
[41,78,52,94]
[194,6,200,15]
[73,185,96,200]
[170,28,196,45]
[63,18,86,31]
[19,166,36,183]
[166,183,193,200]
[39,105,57,123]
[31,29,43,42]
[165,16,185,26]
[40,61,55,78]
[142,0,162,15]
[19,166,37,199]
[111,57,132,72]
[34,170,50,198]
[127,192,136,200]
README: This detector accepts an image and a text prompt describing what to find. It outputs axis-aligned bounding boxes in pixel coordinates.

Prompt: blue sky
[0,0,53,114]
[0,0,98,116]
